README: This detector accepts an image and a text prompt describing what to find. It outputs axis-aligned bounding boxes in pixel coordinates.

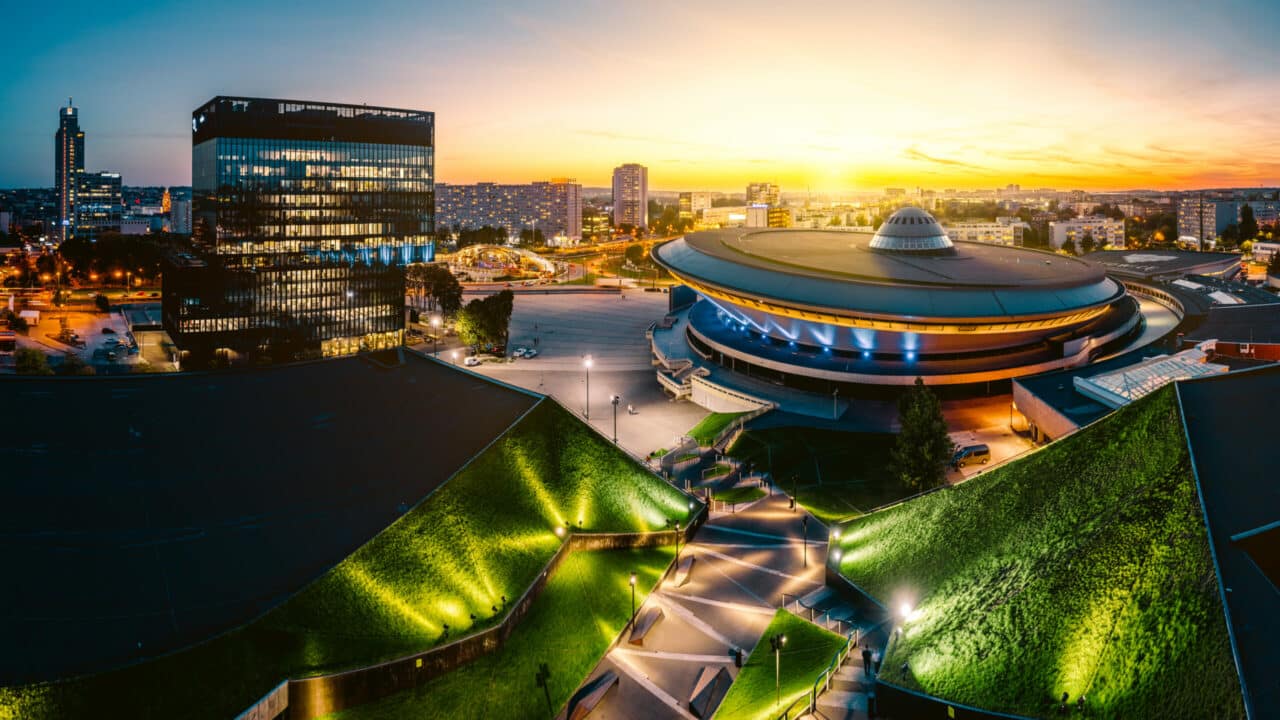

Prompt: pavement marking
[613,648,736,664]
[701,524,827,545]
[662,592,776,616]
[653,593,743,652]
[693,557,775,607]
[696,547,825,587]
[609,651,699,720]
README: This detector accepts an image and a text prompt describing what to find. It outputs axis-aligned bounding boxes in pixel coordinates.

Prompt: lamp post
[770,633,787,707]
[802,515,809,568]
[629,571,637,627]
[611,394,621,443]
[583,355,593,419]
[451,350,458,365]
[431,315,441,357]
[832,387,839,420]
[674,521,682,563]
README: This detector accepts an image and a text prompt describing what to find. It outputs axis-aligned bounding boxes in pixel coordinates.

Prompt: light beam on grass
[342,564,440,634]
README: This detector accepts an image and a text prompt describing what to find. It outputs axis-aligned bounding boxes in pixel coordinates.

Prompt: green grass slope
[832,387,1242,719]
[0,398,693,719]
[325,546,673,720]
[728,427,907,522]
[688,411,745,446]
[714,610,847,720]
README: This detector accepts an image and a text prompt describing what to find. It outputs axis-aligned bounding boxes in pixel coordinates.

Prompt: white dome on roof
[870,207,954,252]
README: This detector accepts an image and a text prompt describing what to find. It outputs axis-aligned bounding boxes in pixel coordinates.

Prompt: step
[816,689,869,712]
[628,607,664,646]
[671,554,696,587]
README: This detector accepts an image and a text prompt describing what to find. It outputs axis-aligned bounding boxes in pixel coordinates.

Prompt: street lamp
[674,521,682,563]
[431,315,442,357]
[611,394,621,443]
[451,350,458,365]
[770,633,787,707]
[629,571,637,627]
[802,515,809,568]
[832,387,839,420]
[583,355,593,419]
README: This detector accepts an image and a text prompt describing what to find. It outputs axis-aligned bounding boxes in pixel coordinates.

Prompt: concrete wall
[876,679,1035,720]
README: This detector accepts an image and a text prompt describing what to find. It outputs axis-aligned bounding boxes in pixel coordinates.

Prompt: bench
[672,554,696,587]
[628,607,664,646]
[566,669,620,720]
[689,665,732,718]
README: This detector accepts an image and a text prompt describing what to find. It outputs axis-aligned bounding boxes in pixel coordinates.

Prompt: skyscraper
[164,97,435,362]
[54,98,85,242]
[612,163,648,230]
[75,171,123,236]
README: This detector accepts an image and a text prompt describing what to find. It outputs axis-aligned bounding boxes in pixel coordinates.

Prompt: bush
[14,348,52,375]
[94,294,110,313]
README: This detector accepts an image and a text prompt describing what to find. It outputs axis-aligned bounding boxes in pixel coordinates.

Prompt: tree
[624,243,646,266]
[15,348,53,375]
[94,293,111,313]
[58,353,95,376]
[454,289,514,350]
[1240,204,1259,242]
[1268,251,1280,278]
[1080,231,1097,255]
[890,377,954,492]
[1221,224,1240,249]
[406,263,463,315]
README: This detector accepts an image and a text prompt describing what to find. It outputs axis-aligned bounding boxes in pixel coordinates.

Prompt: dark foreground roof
[0,351,537,683]
[1083,249,1241,280]
[1184,303,1280,345]
[1178,365,1280,719]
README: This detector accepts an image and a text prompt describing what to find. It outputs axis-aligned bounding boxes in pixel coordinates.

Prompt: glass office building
[76,171,123,236]
[164,97,435,361]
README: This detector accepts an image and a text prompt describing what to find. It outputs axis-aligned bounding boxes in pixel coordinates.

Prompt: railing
[773,630,857,720]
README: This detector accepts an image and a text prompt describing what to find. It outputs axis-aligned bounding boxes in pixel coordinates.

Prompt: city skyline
[2,0,1280,192]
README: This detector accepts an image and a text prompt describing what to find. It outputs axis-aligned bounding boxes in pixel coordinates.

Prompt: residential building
[75,171,123,236]
[700,205,748,228]
[678,191,712,221]
[612,163,648,229]
[745,182,780,207]
[944,217,1029,246]
[1252,241,1280,265]
[169,199,192,234]
[54,98,85,242]
[1048,217,1125,251]
[1177,197,1280,245]
[436,179,582,242]
[164,97,434,362]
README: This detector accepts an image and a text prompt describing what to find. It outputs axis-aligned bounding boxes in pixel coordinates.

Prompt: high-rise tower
[54,98,85,242]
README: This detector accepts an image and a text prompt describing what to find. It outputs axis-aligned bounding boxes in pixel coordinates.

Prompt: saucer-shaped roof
[869,206,954,252]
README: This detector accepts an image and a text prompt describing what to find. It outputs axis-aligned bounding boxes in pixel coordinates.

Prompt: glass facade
[165,97,435,362]
[76,171,123,236]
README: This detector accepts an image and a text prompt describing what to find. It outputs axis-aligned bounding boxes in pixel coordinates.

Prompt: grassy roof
[832,386,1242,719]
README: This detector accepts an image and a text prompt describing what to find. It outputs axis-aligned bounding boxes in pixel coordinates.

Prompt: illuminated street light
[770,633,787,707]
[610,394,621,443]
[451,350,459,365]
[431,315,442,357]
[629,571,637,627]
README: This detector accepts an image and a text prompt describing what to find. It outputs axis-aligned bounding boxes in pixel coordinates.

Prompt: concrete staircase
[789,586,882,720]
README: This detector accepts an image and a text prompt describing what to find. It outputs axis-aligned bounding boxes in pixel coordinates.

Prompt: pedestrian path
[565,494,885,720]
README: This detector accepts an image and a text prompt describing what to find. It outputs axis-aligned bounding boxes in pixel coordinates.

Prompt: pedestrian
[1077,696,1085,713]
[861,646,872,676]
[1059,692,1069,714]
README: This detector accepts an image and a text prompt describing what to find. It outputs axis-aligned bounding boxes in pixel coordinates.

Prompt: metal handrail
[773,630,856,720]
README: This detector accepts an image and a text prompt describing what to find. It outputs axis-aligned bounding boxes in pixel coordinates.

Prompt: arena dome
[868,206,955,253]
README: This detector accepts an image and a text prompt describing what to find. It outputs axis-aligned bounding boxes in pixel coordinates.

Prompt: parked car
[463,356,481,367]
[512,347,528,358]
[523,349,538,358]
[952,444,991,468]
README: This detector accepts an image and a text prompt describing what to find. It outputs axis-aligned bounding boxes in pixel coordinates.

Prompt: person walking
[861,645,873,677]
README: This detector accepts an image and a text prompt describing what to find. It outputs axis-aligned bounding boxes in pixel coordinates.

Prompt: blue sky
[3,0,1279,191]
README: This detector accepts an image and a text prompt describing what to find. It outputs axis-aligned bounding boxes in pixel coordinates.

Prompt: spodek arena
[652,207,1144,388]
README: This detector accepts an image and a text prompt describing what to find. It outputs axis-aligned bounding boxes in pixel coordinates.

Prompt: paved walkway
[566,495,884,719]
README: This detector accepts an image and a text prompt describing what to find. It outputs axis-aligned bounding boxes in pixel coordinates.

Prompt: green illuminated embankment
[832,386,1242,719]
[0,398,692,719]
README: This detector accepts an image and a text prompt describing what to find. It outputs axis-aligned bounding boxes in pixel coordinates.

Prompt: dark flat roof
[1083,249,1240,280]
[1178,365,1280,719]
[1184,303,1280,345]
[192,96,433,146]
[0,351,536,683]
[657,231,1123,322]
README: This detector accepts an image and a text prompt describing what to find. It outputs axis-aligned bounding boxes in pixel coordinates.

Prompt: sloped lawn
[833,387,1242,719]
[714,610,847,720]
[0,399,693,719]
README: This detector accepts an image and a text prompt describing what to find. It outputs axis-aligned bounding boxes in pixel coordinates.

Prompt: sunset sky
[2,0,1279,192]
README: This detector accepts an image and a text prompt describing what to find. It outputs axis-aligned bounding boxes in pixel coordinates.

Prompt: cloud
[902,146,989,172]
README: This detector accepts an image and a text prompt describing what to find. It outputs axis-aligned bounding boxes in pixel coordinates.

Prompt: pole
[802,515,809,568]
[630,571,637,626]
